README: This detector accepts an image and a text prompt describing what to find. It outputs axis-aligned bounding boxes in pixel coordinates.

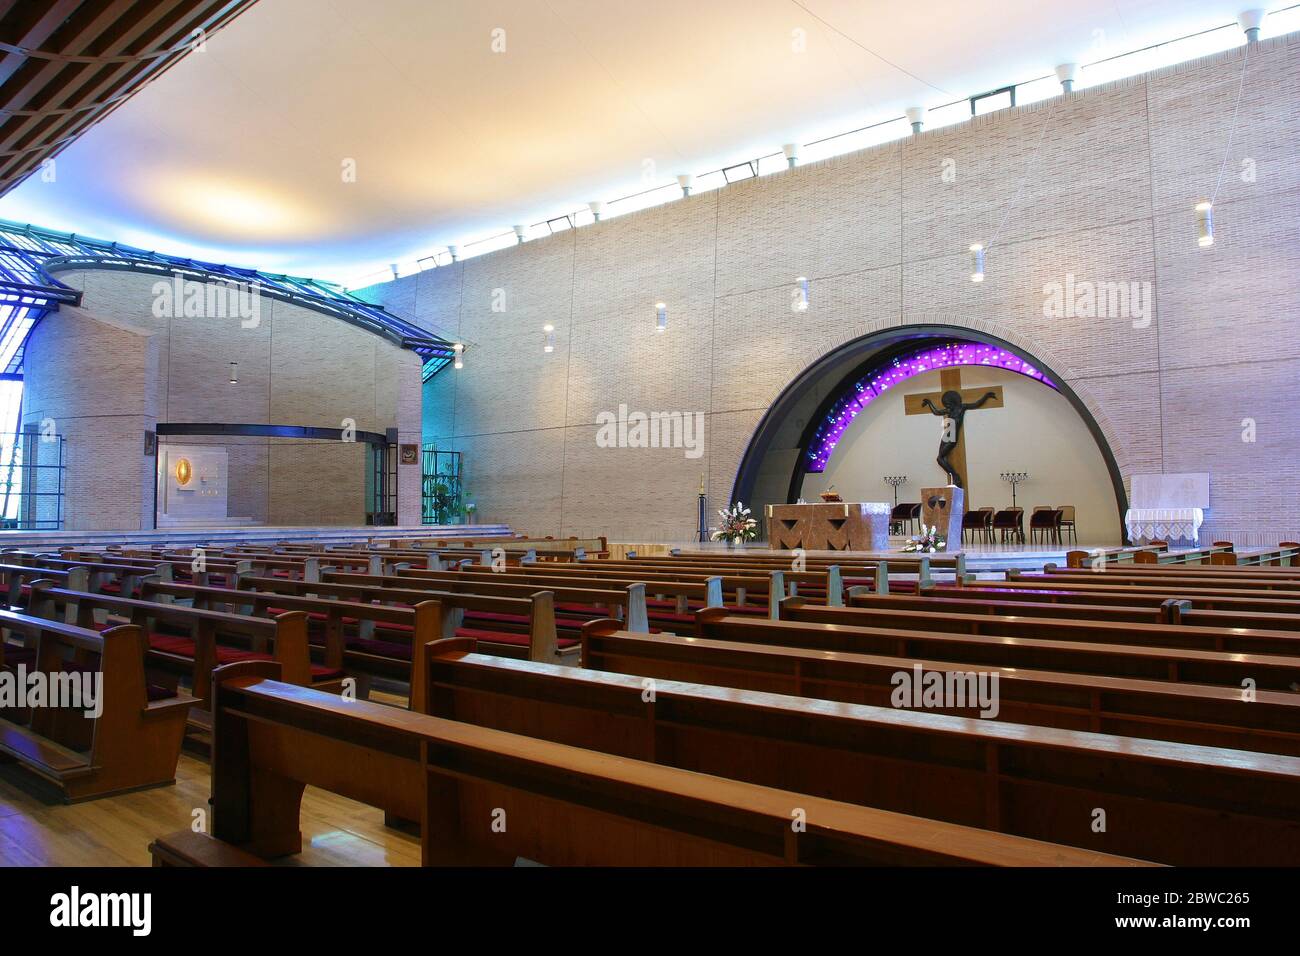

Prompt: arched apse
[731,326,1128,543]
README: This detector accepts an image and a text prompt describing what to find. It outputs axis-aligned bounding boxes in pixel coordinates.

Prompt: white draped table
[1124,507,1204,544]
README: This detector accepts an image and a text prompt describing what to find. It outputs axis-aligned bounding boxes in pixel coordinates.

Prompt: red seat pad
[454,627,577,649]
[377,613,590,637]
[647,611,695,625]
[146,634,342,680]
[98,581,122,594]
[554,603,607,616]
[463,610,529,626]
[725,604,770,615]
[1,650,171,697]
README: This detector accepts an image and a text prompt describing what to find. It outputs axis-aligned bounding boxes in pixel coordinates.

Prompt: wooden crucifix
[904,368,1003,501]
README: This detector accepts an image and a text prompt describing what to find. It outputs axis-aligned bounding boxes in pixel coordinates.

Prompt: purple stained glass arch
[803,341,1058,473]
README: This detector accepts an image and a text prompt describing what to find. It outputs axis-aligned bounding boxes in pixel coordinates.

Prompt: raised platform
[0,523,515,550]
[646,540,1124,573]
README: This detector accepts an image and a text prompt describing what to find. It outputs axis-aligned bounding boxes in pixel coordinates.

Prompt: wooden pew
[141,576,562,677]
[1065,544,1232,568]
[1019,567,1300,592]
[229,575,566,666]
[208,661,1150,866]
[784,596,1300,656]
[417,639,1297,865]
[580,621,1300,756]
[0,610,194,800]
[845,591,1165,625]
[24,582,339,708]
[1040,567,1300,590]
[313,570,649,633]
[1209,544,1300,566]
[427,562,825,616]
[693,609,1300,691]
[373,565,725,632]
[930,581,1300,616]
[27,556,169,599]
[0,563,88,609]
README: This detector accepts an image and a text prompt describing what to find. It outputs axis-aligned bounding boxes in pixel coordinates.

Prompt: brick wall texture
[358,36,1300,546]
[23,270,423,530]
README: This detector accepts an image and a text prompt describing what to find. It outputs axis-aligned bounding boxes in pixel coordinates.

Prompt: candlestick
[999,471,1029,508]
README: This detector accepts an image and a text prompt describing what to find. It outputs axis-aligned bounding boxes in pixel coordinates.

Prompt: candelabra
[883,475,907,508]
[697,474,708,543]
[1000,471,1029,508]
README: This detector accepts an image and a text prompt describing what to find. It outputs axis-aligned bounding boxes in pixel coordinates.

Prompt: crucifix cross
[903,368,1003,504]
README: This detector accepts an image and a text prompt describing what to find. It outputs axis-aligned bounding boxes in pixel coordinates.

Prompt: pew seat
[3,642,177,701]
[145,633,346,680]
[0,611,195,800]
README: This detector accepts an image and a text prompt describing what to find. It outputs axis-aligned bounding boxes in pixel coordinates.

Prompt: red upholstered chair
[1029,508,1063,546]
[992,507,1025,544]
[961,509,993,545]
[907,503,923,535]
[1057,505,1077,545]
[890,503,919,536]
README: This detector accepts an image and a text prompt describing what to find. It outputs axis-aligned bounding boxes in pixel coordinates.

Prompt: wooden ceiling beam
[0,0,256,192]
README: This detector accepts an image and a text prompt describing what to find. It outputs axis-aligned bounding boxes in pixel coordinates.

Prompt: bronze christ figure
[919,389,997,489]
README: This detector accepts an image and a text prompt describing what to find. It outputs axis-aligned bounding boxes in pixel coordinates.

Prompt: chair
[889,504,913,536]
[1057,505,1077,545]
[961,508,994,546]
[992,507,1025,545]
[1029,508,1063,546]
[907,503,923,535]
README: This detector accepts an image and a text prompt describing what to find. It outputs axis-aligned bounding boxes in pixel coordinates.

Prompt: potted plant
[711,501,758,548]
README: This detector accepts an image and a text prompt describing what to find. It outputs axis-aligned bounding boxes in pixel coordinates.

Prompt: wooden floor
[0,690,422,867]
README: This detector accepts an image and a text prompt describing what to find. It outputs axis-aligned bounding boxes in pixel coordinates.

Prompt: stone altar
[766,501,891,551]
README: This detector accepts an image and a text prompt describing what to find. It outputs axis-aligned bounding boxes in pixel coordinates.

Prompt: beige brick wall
[360,35,1300,545]
[24,270,423,530]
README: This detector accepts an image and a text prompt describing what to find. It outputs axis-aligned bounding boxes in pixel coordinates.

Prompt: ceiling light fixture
[1238,8,1266,43]
[969,244,985,282]
[794,277,810,311]
[655,302,667,333]
[1195,201,1214,247]
[1055,63,1078,93]
[453,342,464,369]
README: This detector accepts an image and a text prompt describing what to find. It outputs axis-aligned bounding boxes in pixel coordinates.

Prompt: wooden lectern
[919,485,964,552]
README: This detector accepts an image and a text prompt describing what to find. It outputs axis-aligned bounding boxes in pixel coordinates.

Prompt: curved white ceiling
[0,0,1255,283]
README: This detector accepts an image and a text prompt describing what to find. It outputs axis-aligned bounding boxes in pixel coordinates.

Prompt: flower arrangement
[902,524,946,553]
[712,501,759,545]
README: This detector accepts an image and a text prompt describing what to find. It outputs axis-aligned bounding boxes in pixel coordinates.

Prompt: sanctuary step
[0,523,514,551]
